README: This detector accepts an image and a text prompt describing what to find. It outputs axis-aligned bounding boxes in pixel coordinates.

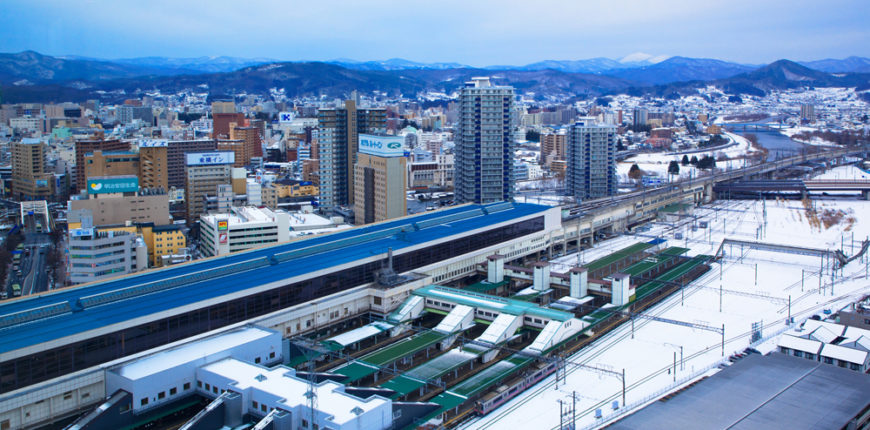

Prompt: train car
[475,360,559,416]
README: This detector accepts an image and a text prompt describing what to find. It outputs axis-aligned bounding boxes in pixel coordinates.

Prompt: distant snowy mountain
[606,56,754,85]
[619,52,671,65]
[111,56,277,73]
[798,56,870,73]
[328,58,469,71]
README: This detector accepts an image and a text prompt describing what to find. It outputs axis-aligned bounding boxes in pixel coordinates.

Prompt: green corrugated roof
[583,242,654,271]
[464,279,509,293]
[380,375,426,397]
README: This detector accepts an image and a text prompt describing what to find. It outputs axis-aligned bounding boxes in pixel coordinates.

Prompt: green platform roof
[584,242,654,272]
[622,247,690,277]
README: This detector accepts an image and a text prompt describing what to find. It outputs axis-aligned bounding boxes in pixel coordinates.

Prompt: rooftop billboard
[359,134,404,157]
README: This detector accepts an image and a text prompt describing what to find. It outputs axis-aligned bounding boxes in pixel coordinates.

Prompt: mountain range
[1,51,869,103]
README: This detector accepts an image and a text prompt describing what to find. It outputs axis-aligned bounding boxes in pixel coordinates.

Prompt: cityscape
[1,1,870,429]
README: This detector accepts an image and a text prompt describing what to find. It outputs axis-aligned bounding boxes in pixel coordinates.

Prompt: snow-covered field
[813,163,870,180]
[617,132,761,182]
[462,197,870,430]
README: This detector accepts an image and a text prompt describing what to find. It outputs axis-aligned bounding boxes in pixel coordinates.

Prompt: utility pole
[719,284,723,312]
[673,351,677,382]
[559,399,564,430]
[572,391,577,430]
[622,368,626,407]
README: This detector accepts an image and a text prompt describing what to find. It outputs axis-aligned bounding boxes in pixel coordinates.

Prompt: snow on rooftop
[821,343,869,364]
[115,327,276,380]
[201,358,389,425]
[778,334,822,354]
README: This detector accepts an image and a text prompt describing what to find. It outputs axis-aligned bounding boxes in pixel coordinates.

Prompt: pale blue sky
[1,0,868,66]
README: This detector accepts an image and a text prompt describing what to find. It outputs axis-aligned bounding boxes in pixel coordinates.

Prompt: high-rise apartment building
[454,77,515,204]
[11,138,54,200]
[117,106,154,125]
[800,104,815,122]
[229,125,263,164]
[317,100,386,211]
[353,134,407,224]
[74,137,131,191]
[166,139,218,189]
[185,152,234,222]
[540,132,567,167]
[566,118,617,200]
[211,101,236,115]
[213,113,245,139]
[632,108,649,127]
[138,139,169,190]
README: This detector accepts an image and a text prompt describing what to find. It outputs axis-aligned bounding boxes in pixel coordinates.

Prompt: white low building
[200,206,291,257]
[197,358,393,430]
[106,326,282,413]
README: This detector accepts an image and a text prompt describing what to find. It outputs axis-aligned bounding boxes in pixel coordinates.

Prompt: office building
[454,77,515,204]
[317,100,386,211]
[353,134,407,224]
[167,139,218,189]
[200,206,291,257]
[83,150,139,183]
[75,137,131,191]
[68,177,171,226]
[67,227,147,284]
[185,152,234,222]
[566,118,617,200]
[138,139,169,190]
[11,138,54,200]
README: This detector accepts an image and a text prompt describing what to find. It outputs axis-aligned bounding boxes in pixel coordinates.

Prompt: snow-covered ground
[780,126,839,147]
[813,163,870,180]
[462,197,870,430]
[617,132,760,182]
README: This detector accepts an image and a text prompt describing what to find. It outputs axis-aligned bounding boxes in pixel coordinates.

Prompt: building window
[141,398,149,407]
[63,391,73,400]
[197,381,203,388]
[261,404,267,412]
[255,357,261,364]
[205,383,210,391]
[184,382,191,390]
[253,401,259,410]
[269,352,276,359]
[170,387,177,396]
[158,391,165,400]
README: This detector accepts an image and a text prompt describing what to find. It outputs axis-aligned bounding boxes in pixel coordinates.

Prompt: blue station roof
[0,202,550,356]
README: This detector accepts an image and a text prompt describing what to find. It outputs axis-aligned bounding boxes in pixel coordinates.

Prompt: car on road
[11,284,21,297]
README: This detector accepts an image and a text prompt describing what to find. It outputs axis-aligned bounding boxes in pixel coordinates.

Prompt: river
[724,120,806,161]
